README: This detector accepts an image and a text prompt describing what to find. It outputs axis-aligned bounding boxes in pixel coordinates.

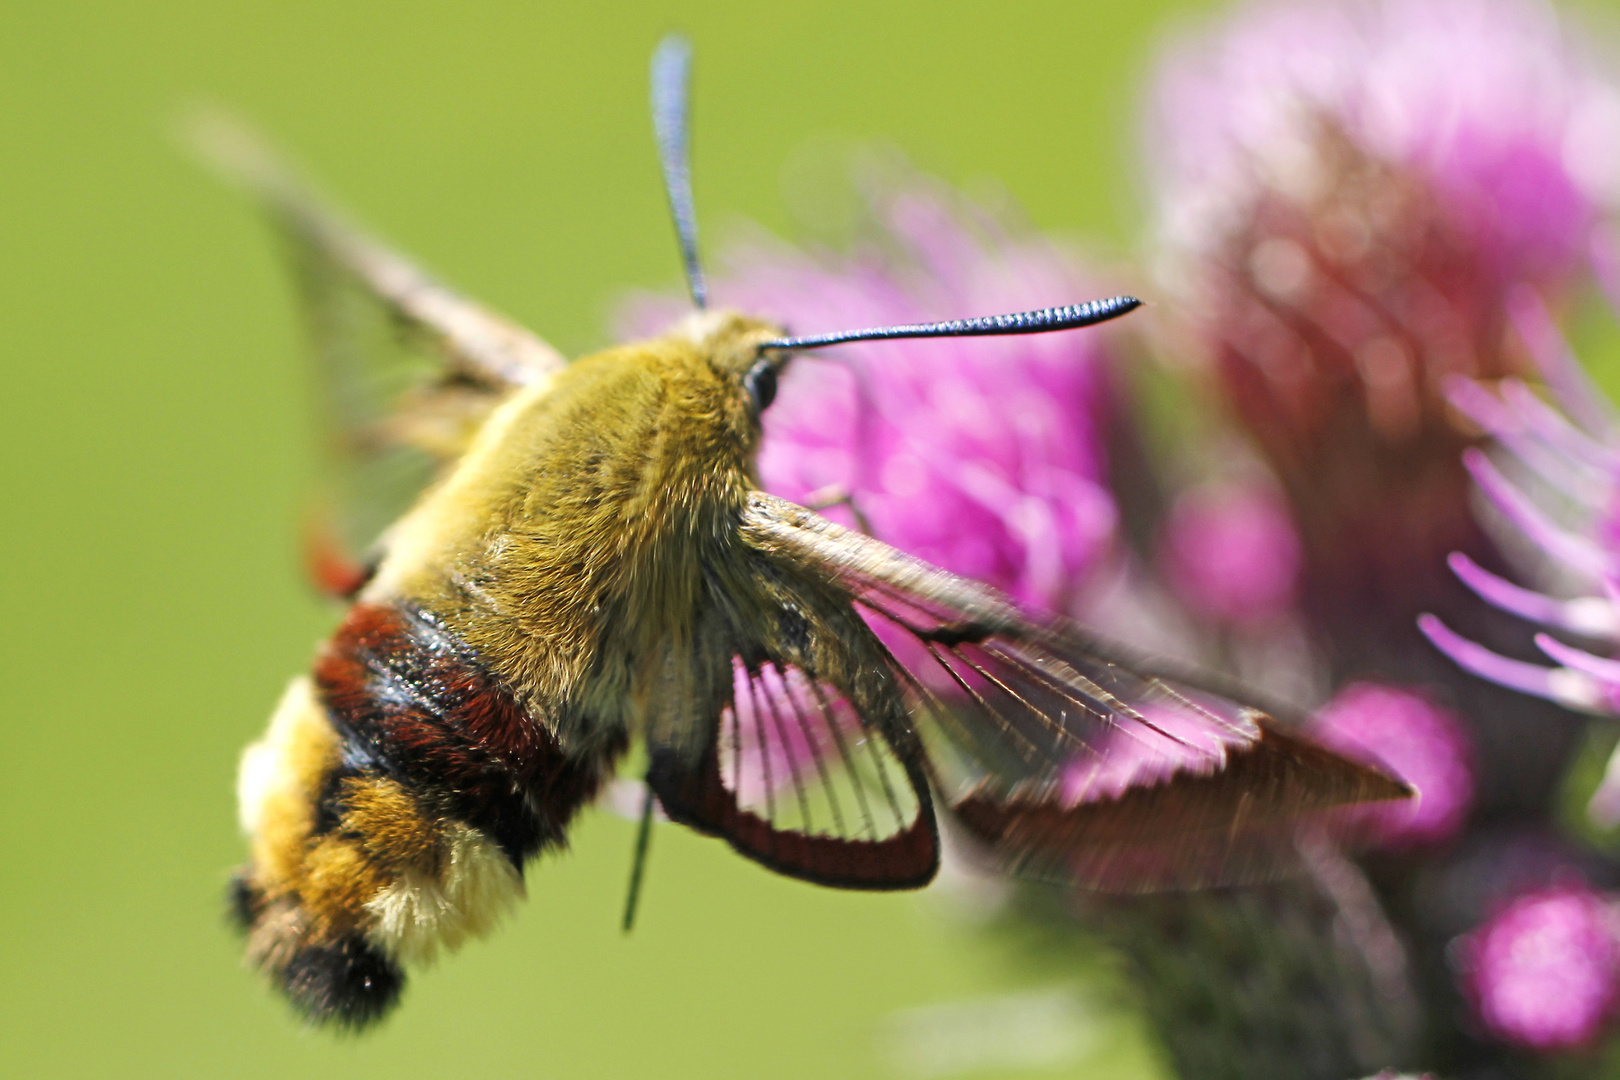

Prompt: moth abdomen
[233,598,625,1026]
[229,866,406,1028]
[233,676,524,1027]
[233,677,427,1027]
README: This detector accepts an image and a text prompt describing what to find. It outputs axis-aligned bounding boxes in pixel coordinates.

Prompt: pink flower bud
[1458,883,1620,1052]
[1312,681,1475,849]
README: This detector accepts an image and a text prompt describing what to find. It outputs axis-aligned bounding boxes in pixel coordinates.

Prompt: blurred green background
[0,1,1600,1077]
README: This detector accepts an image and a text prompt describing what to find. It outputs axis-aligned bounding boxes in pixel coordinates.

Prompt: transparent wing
[643,546,940,889]
[191,112,566,586]
[740,492,1411,891]
[647,655,937,889]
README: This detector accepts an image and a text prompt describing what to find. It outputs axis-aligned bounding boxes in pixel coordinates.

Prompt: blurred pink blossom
[1159,480,1301,626]
[1116,0,1620,1070]
[1311,681,1475,849]
[1457,883,1620,1052]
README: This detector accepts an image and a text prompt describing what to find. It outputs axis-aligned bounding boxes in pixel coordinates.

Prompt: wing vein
[808,680,879,840]
[783,667,848,838]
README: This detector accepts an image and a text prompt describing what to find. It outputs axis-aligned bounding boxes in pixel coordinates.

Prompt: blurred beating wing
[738,492,1411,892]
[190,112,566,589]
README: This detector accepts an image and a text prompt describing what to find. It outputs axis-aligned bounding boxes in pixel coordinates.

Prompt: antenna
[651,34,708,309]
[757,296,1142,353]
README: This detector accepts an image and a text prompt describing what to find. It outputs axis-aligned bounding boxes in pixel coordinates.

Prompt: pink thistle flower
[1158,479,1302,626]
[620,173,1126,613]
[1456,882,1620,1052]
[1310,681,1475,849]
[1145,0,1620,654]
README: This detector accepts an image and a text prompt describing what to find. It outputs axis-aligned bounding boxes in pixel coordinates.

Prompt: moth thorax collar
[669,309,785,374]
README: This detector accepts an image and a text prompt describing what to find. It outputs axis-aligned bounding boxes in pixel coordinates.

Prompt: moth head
[670,308,790,423]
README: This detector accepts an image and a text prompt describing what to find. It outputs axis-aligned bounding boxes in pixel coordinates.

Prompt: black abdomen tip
[280,936,404,1029]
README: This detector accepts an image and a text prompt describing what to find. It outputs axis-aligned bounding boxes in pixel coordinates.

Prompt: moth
[202,36,1408,1029]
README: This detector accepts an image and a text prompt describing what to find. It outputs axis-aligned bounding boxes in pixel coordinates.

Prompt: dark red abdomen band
[313,601,617,866]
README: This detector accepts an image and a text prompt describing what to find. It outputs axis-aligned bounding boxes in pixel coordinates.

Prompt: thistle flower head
[1149,0,1620,282]
[1146,0,1620,657]
[1457,882,1620,1052]
[1419,301,1620,823]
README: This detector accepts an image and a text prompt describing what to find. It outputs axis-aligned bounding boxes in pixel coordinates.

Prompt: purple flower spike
[1146,0,1620,669]
[1507,286,1620,438]
[1159,481,1301,626]
[1418,613,1607,713]
[1497,379,1619,472]
[1311,681,1475,849]
[1447,551,1619,638]
[1458,883,1620,1052]
[1461,447,1609,578]
[1534,633,1620,687]
[619,174,1126,612]
[1444,377,1610,505]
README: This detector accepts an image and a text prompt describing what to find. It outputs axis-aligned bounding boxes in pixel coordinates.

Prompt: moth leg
[231,677,522,1027]
[300,515,376,600]
[802,483,874,536]
[620,781,658,933]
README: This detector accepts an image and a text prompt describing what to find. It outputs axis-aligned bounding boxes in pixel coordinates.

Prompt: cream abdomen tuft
[365,822,525,965]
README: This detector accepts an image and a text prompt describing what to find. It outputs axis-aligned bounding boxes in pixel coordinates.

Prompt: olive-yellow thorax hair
[364,310,786,749]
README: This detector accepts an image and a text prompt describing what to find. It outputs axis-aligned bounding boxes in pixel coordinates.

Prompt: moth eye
[744,359,778,415]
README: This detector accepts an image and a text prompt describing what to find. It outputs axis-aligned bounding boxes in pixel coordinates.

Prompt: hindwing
[646,545,941,888]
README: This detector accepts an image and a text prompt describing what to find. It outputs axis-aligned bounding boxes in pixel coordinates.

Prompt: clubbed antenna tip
[758,296,1143,353]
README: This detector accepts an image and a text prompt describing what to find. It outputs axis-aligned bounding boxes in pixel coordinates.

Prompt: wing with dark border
[643,544,941,890]
[646,655,938,889]
[739,492,1411,891]
[192,112,567,591]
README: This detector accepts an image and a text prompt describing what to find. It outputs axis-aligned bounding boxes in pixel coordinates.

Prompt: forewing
[740,492,1412,891]
[644,557,939,890]
[193,113,566,578]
